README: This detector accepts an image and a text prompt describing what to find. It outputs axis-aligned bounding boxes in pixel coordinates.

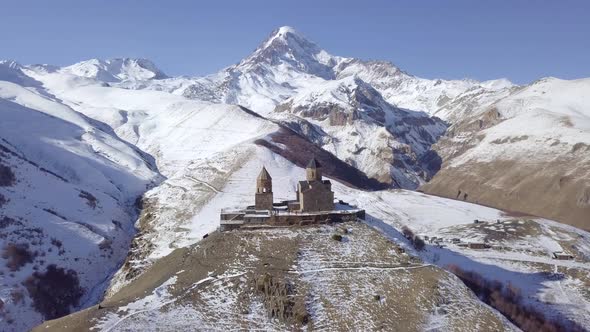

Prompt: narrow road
[291,263,431,275]
[184,175,222,193]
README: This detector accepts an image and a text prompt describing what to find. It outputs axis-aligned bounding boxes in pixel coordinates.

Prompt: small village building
[468,242,490,249]
[552,251,574,260]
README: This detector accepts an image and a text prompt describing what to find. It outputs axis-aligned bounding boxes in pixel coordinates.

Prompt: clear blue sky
[2,0,589,84]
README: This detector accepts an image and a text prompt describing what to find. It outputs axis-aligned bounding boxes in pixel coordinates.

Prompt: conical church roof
[306,158,322,169]
[257,166,272,180]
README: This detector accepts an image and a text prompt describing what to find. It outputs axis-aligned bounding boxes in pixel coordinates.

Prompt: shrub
[331,234,343,242]
[2,243,35,271]
[401,226,414,240]
[447,264,585,332]
[23,264,84,320]
[50,238,63,248]
[414,237,425,251]
[0,163,16,187]
[0,216,21,229]
[252,273,309,326]
[98,239,112,251]
[401,226,425,250]
[11,289,24,304]
[79,190,97,209]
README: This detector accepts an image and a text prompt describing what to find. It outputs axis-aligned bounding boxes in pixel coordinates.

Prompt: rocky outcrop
[271,77,447,189]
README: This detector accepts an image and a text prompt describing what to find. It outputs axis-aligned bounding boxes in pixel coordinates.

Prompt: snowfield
[0,76,160,331]
[449,77,590,167]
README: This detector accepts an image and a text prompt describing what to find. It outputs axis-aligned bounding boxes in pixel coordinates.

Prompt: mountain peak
[62,57,167,82]
[0,59,41,86]
[273,25,299,37]
[237,26,338,79]
[0,59,23,70]
[258,26,317,52]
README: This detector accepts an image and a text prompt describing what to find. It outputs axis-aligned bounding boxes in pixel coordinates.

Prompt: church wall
[255,192,273,210]
[300,184,334,212]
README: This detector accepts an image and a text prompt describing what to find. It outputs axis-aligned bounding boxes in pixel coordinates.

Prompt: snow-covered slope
[0,61,42,87]
[334,58,516,118]
[273,76,447,187]
[0,62,287,330]
[0,81,161,331]
[60,58,167,82]
[422,77,590,230]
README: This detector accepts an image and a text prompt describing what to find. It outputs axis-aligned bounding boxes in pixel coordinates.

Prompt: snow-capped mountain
[176,27,467,188]
[26,27,515,192]
[334,58,516,118]
[273,76,447,187]
[0,60,41,87]
[60,58,167,82]
[180,26,515,119]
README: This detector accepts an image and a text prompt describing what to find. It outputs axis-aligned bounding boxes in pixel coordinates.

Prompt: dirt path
[184,175,222,193]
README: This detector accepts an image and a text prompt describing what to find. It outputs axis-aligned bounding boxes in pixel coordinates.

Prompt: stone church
[220,158,363,231]
[296,158,334,212]
[254,158,334,212]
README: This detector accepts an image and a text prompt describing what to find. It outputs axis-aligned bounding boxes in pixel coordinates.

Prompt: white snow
[450,77,590,167]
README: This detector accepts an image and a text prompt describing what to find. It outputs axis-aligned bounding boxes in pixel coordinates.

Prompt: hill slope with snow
[421,77,590,230]
[35,150,590,331]
[0,80,161,331]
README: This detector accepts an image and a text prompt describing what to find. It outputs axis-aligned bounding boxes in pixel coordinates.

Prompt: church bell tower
[306,158,322,182]
[255,167,273,210]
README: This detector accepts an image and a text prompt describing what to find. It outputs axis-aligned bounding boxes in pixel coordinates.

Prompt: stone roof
[257,166,272,180]
[298,180,331,193]
[306,158,322,169]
